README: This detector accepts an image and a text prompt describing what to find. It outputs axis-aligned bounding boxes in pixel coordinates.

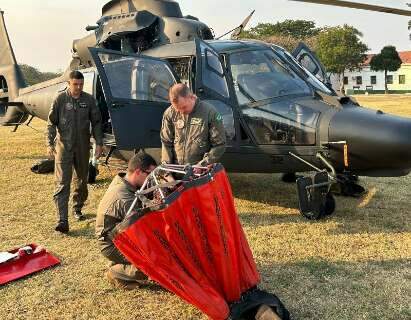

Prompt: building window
[370,76,377,85]
[356,76,362,85]
[343,76,348,85]
[386,75,393,84]
[399,75,406,84]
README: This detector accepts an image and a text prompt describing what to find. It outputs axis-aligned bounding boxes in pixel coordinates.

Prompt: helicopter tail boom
[0,10,28,126]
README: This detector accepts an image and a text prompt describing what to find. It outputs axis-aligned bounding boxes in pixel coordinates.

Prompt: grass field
[0,95,410,320]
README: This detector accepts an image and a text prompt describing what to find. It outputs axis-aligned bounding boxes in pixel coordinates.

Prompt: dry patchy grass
[0,95,410,320]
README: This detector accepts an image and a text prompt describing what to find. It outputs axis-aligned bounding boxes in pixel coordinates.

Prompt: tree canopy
[314,25,368,92]
[19,64,61,86]
[314,25,368,75]
[370,46,402,93]
[240,19,321,40]
[370,46,402,73]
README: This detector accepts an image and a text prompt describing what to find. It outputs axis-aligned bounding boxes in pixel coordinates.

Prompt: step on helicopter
[1,0,411,219]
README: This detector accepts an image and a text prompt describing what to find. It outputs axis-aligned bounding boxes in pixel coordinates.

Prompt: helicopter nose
[328,106,411,175]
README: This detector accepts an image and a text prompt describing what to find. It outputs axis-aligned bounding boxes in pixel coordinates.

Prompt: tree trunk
[384,69,388,94]
[339,72,345,95]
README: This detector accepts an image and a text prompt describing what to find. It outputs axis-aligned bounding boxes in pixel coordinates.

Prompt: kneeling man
[96,153,157,289]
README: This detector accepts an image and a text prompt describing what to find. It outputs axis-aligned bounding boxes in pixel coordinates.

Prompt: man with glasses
[96,152,156,289]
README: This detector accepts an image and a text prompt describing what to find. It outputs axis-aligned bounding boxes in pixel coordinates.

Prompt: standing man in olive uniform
[47,71,103,233]
[96,153,157,289]
[160,84,226,166]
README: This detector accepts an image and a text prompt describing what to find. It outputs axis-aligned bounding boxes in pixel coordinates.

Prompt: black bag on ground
[30,159,55,174]
[229,287,290,320]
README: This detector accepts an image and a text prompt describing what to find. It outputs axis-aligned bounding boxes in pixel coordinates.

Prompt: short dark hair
[169,83,192,104]
[127,152,157,173]
[69,70,84,80]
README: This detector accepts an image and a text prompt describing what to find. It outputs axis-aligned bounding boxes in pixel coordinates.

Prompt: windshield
[229,49,312,105]
[272,46,334,96]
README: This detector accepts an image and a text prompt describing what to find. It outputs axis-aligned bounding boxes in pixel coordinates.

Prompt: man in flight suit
[47,71,103,233]
[160,83,226,166]
[96,153,157,289]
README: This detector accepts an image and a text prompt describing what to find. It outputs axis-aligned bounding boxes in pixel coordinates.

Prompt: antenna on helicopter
[216,10,255,40]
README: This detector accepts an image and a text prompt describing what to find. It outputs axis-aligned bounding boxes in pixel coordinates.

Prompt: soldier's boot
[53,186,70,233]
[255,304,282,320]
[73,210,86,221]
[55,222,69,234]
[106,271,142,290]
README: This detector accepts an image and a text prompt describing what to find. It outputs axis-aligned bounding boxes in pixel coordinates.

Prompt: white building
[330,51,411,94]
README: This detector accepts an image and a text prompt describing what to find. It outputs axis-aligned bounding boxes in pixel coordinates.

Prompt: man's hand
[47,146,55,159]
[94,145,103,159]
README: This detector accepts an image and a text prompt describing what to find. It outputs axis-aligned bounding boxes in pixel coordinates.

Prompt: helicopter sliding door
[292,42,328,85]
[89,48,177,150]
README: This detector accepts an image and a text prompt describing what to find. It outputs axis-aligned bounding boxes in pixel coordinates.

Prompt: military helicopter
[1,0,411,219]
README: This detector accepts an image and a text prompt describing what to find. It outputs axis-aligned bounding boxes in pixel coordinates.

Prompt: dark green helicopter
[1,0,411,219]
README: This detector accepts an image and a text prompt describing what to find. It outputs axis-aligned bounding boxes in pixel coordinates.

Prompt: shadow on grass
[229,173,298,209]
[329,190,411,235]
[15,155,49,161]
[258,257,411,292]
[239,212,307,227]
[69,225,95,239]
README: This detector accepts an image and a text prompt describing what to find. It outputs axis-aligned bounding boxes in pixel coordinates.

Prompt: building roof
[363,51,411,65]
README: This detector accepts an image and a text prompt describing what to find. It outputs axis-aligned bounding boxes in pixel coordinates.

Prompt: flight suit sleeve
[89,97,103,146]
[100,199,131,240]
[160,108,176,164]
[46,97,59,148]
[199,110,226,166]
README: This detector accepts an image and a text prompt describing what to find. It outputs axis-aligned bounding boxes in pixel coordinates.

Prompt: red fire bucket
[113,164,287,320]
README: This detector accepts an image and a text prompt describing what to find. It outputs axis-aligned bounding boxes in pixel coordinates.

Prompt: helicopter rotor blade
[216,10,255,40]
[289,0,411,17]
[231,10,255,39]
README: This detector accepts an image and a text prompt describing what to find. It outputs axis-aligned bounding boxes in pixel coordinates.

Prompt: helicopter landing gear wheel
[296,172,336,220]
[281,172,297,183]
[324,192,336,216]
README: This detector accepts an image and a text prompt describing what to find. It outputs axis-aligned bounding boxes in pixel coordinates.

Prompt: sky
[1,0,410,72]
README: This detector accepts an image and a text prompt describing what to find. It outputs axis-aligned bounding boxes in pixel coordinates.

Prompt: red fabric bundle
[113,165,260,319]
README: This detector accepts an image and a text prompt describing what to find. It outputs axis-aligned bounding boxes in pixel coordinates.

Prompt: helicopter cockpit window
[98,53,176,103]
[229,49,311,105]
[272,47,333,96]
[241,100,319,145]
[200,43,229,98]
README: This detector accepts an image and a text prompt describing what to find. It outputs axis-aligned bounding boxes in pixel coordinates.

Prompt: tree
[19,64,61,86]
[240,19,321,40]
[370,46,402,94]
[314,25,369,93]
